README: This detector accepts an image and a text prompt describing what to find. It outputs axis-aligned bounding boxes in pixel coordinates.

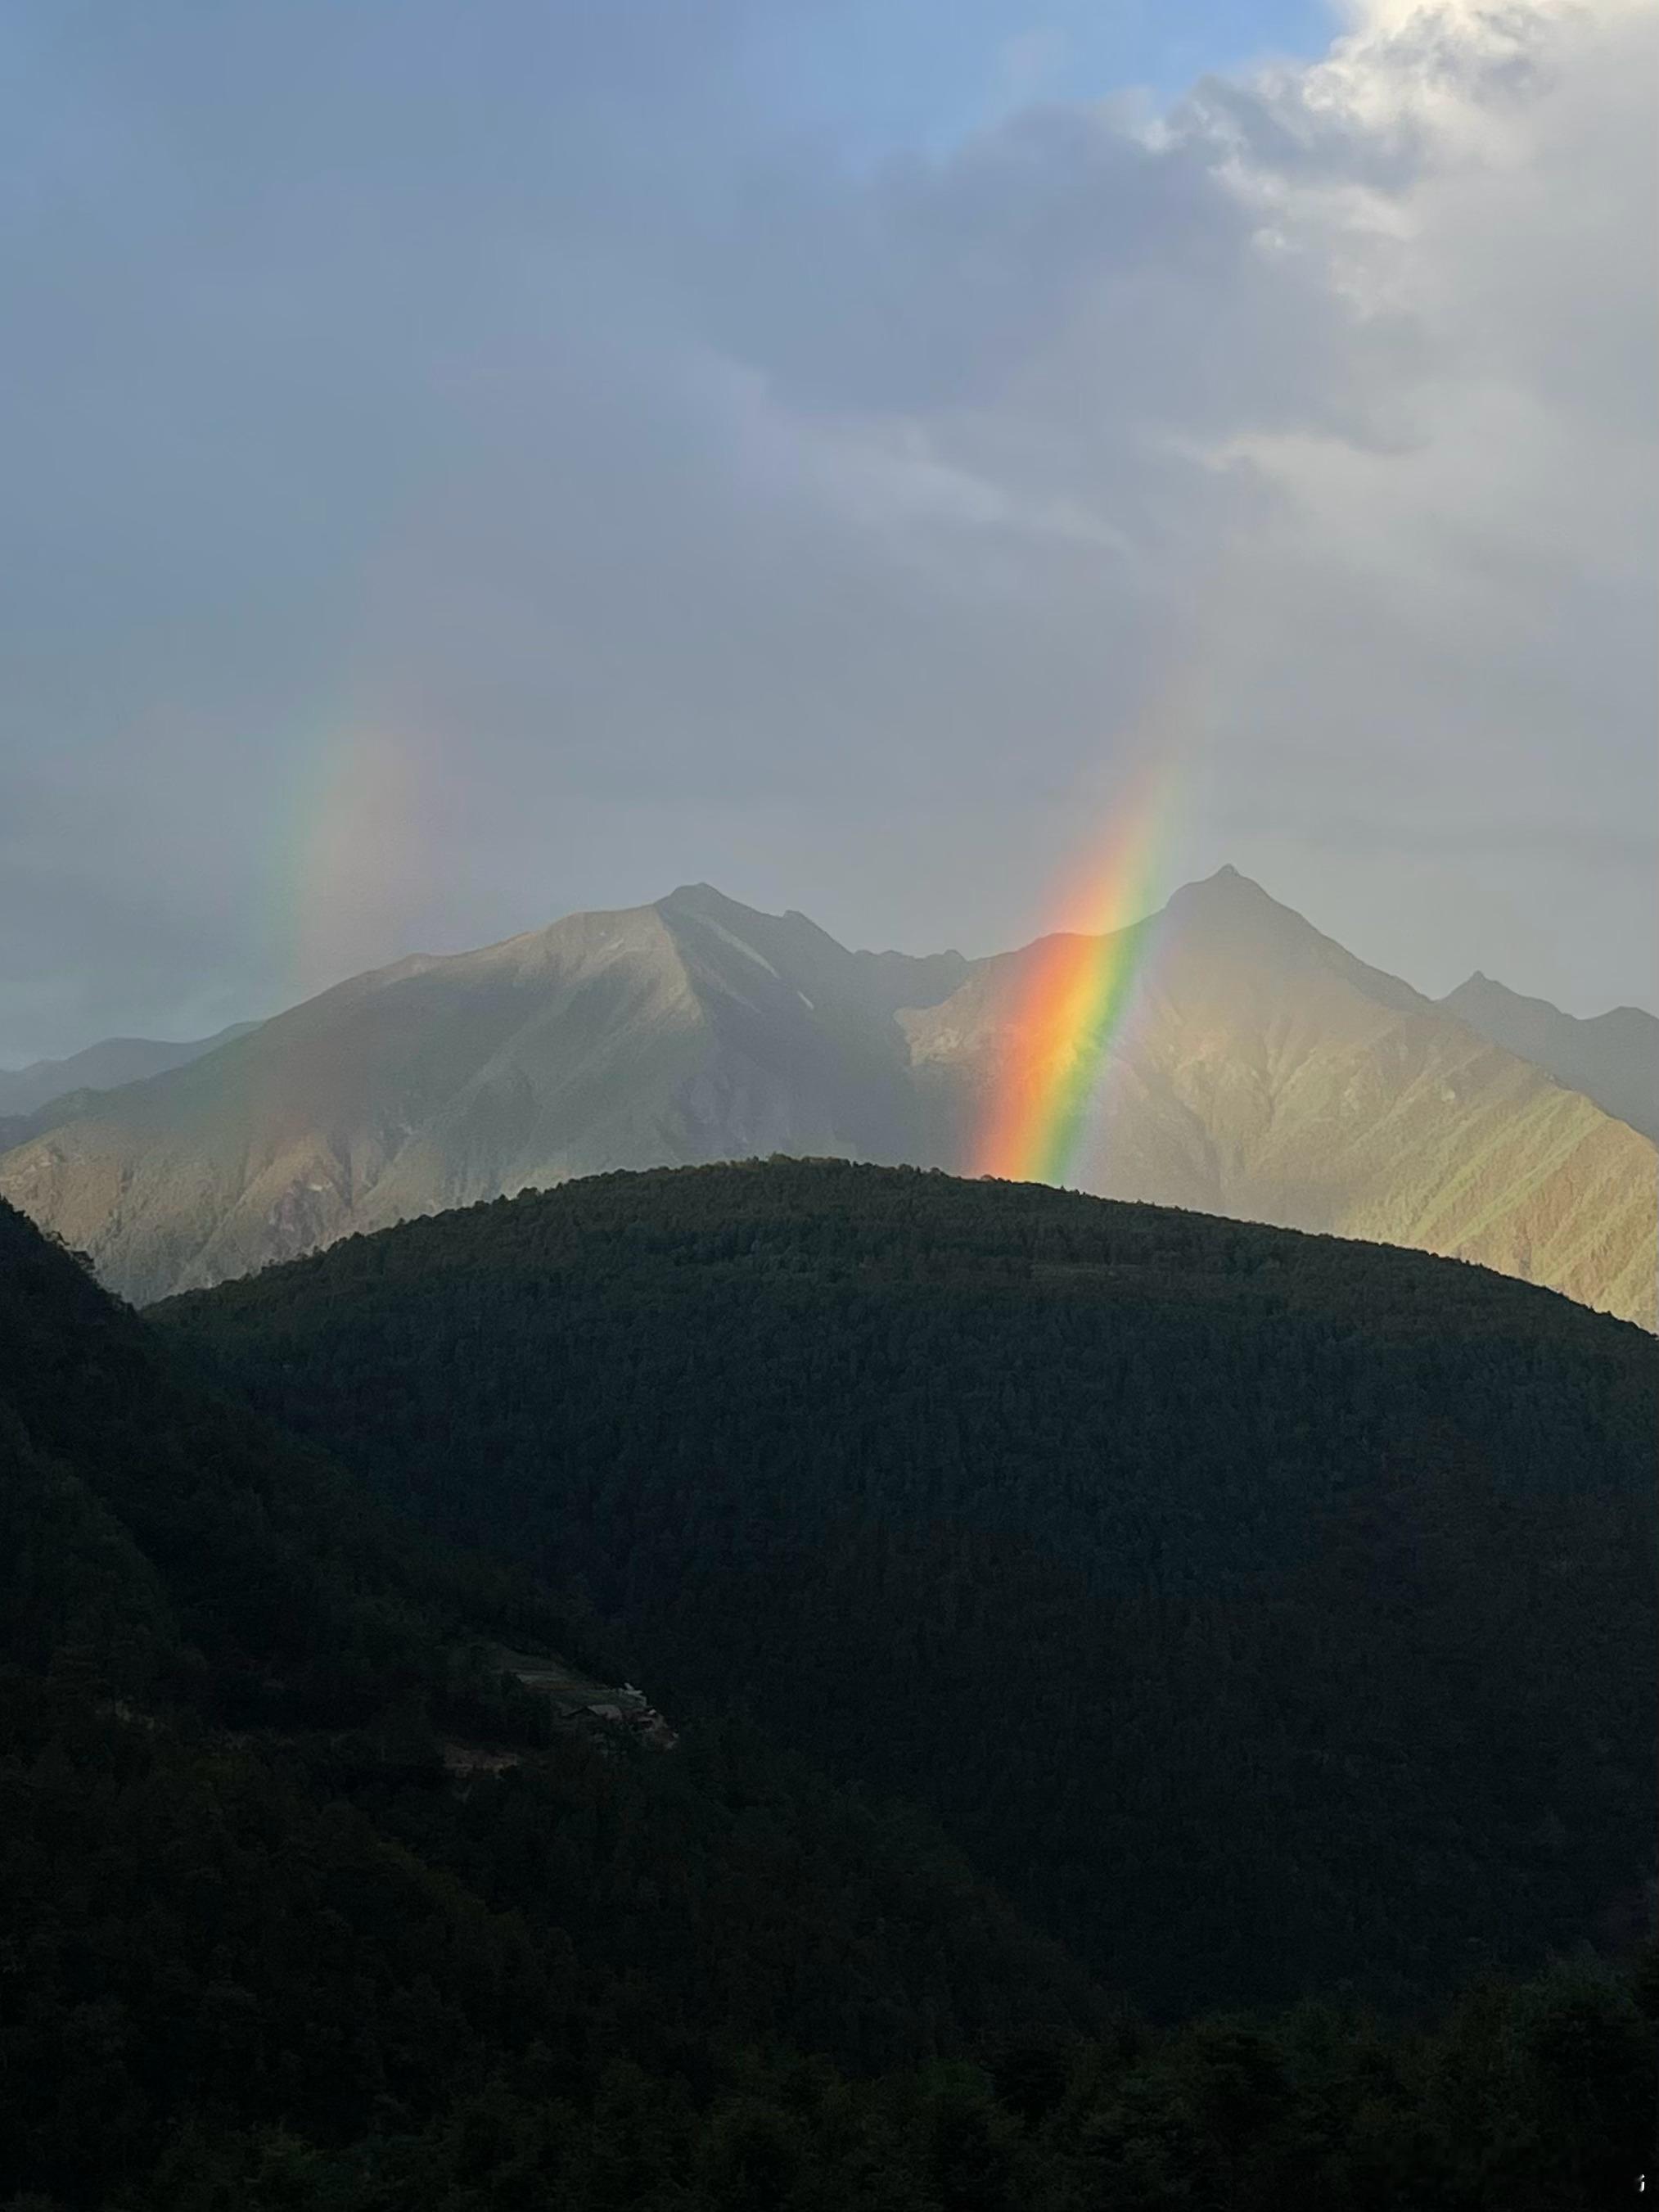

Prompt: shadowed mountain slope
[1,1191,1109,2205]
[1442,970,1659,1144]
[163,1159,1659,2023]
[2,872,1652,1321]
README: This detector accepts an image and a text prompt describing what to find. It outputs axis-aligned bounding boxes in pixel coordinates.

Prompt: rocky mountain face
[2,871,1652,1323]
[1442,971,1659,1144]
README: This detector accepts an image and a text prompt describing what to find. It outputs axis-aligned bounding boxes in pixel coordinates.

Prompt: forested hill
[8,1186,1657,2205]
[0,1194,1103,2205]
[165,1160,1659,2027]
[0,1194,593,1732]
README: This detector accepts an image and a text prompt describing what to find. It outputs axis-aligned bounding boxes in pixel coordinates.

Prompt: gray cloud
[1,0,1652,1059]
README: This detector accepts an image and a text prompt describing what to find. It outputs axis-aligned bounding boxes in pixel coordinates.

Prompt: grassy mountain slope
[3,872,1651,1323]
[1443,970,1659,1144]
[164,1159,1659,2024]
[908,869,1657,1325]
[0,888,961,1304]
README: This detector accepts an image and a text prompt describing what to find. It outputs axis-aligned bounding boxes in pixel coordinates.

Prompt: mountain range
[2,869,1652,1322]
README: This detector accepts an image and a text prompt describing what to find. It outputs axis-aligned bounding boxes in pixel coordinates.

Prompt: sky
[2,0,1653,1062]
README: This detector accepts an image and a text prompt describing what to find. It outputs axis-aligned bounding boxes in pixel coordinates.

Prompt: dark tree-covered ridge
[0,1194,1102,2207]
[5,1184,1655,2207]
[165,1159,1659,2020]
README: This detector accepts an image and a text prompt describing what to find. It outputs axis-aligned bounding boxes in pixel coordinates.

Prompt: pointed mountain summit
[1155,865,1427,1015]
[1161,860,1302,932]
[1,873,1652,1323]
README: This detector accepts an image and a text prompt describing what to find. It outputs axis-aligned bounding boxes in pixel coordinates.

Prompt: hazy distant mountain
[1441,972,1658,1143]
[2,872,1652,1323]
[0,1022,258,1118]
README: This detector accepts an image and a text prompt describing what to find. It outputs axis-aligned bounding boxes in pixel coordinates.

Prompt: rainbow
[974,775,1174,1186]
[277,721,427,1000]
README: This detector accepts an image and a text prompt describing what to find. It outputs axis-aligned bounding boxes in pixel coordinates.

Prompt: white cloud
[713,0,1656,1000]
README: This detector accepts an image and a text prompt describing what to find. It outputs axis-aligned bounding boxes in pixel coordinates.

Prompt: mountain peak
[1161,865,1312,938]
[1445,971,1510,1005]
[1168,864,1280,905]
[655,881,811,941]
[656,880,740,920]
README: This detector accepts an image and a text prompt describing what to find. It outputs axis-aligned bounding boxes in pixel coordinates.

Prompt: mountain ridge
[1441,969,1659,1143]
[0,1019,259,1117]
[2,869,1652,1323]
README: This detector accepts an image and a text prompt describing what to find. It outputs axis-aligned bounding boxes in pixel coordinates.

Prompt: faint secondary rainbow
[277,721,428,1000]
[974,770,1177,1186]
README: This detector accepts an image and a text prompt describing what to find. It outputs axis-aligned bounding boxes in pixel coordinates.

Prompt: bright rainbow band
[974,777,1171,1186]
